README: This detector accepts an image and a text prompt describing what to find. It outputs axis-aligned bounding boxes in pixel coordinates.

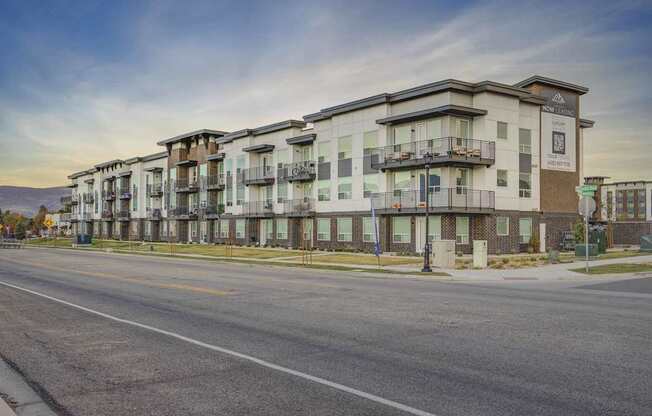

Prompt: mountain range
[0,186,69,217]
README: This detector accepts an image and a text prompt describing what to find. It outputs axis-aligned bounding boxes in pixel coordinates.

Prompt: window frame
[336,217,353,242]
[496,216,509,236]
[317,218,331,241]
[497,169,508,187]
[392,217,411,243]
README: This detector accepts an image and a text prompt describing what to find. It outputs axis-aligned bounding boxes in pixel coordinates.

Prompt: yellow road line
[1,257,231,297]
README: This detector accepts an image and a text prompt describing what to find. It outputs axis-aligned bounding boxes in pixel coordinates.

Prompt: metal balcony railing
[71,194,80,205]
[279,161,316,182]
[241,166,275,185]
[60,213,72,222]
[175,178,200,192]
[103,190,116,201]
[370,188,495,213]
[368,137,495,171]
[101,210,113,220]
[117,210,131,221]
[83,193,95,204]
[171,205,199,218]
[243,200,274,217]
[146,208,162,220]
[118,188,132,199]
[60,196,72,205]
[147,183,163,197]
[206,174,226,190]
[282,198,315,216]
[203,204,225,218]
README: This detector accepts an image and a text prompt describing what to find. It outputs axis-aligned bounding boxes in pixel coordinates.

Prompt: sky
[0,0,651,187]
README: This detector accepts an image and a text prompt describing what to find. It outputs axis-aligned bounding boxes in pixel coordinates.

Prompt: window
[236,183,245,206]
[276,149,289,168]
[337,218,353,241]
[606,191,613,219]
[318,180,331,201]
[456,168,471,193]
[638,189,647,219]
[362,217,379,243]
[616,190,624,219]
[317,218,330,241]
[276,218,288,239]
[393,125,412,145]
[363,131,378,150]
[318,142,330,163]
[392,217,411,243]
[519,218,532,244]
[519,129,532,154]
[427,216,441,242]
[225,159,233,206]
[219,219,229,239]
[496,217,509,236]
[235,219,245,239]
[132,184,138,211]
[338,177,352,200]
[363,174,379,198]
[519,173,532,198]
[497,121,508,140]
[338,136,352,160]
[191,221,198,238]
[264,220,274,240]
[497,170,508,187]
[456,217,469,244]
[627,190,635,218]
[393,171,411,193]
[455,118,470,139]
[277,181,287,203]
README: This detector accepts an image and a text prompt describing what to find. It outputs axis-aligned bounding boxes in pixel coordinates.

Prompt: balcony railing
[83,193,95,204]
[146,208,162,220]
[118,189,132,199]
[60,196,72,205]
[101,210,113,220]
[243,200,274,217]
[370,188,495,213]
[82,212,93,221]
[206,174,226,190]
[117,210,131,221]
[147,183,163,197]
[175,178,200,193]
[203,204,225,218]
[103,190,116,201]
[282,198,315,216]
[369,138,495,171]
[71,195,80,205]
[279,161,316,182]
[171,205,199,219]
[60,213,72,222]
[241,166,275,185]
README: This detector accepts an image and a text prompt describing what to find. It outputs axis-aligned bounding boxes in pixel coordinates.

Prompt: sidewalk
[0,359,57,416]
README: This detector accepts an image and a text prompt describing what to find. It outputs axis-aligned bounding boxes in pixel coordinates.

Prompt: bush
[502,257,509,264]
[574,221,585,244]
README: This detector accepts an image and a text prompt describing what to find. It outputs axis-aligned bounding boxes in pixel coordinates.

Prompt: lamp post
[422,152,433,273]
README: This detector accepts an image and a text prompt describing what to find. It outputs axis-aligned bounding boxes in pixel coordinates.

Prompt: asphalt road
[1,248,651,416]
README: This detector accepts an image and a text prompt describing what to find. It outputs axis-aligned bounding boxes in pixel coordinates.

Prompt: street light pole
[422,153,432,273]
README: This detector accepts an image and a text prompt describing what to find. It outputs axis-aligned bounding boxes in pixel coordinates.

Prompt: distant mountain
[0,186,69,217]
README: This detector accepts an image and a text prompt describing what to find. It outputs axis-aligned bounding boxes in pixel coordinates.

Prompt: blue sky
[0,0,650,187]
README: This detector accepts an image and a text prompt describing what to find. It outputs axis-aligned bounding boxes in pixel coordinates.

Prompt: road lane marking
[0,257,231,297]
[0,280,438,416]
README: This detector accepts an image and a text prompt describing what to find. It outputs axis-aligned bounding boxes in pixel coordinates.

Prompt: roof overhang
[117,171,132,177]
[242,144,275,153]
[376,105,488,125]
[206,152,226,161]
[157,129,229,146]
[514,75,589,95]
[218,120,306,144]
[176,159,198,167]
[67,183,78,188]
[580,118,595,128]
[286,133,317,145]
[142,151,168,162]
[144,167,164,172]
[94,159,124,169]
[84,178,95,184]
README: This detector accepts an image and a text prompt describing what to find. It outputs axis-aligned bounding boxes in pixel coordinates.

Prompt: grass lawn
[25,238,72,247]
[571,263,652,275]
[313,253,422,266]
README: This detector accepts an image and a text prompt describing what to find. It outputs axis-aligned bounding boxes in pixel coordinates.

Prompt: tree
[15,221,26,240]
[33,205,48,233]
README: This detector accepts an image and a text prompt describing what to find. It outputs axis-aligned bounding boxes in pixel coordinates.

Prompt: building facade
[68,75,594,254]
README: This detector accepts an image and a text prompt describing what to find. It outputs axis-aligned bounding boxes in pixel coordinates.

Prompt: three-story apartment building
[68,74,594,254]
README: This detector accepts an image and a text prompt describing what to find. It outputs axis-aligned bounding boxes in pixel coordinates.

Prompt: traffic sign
[576,185,597,197]
[578,196,596,217]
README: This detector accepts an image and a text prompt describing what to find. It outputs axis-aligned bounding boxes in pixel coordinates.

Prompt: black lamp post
[422,152,433,273]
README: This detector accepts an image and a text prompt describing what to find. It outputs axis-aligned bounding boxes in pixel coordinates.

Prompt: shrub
[456,251,464,257]
[502,257,509,264]
[574,221,585,244]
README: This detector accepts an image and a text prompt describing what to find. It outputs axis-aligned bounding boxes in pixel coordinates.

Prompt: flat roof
[157,129,229,146]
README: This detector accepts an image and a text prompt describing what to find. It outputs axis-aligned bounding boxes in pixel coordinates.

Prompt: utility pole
[422,152,433,273]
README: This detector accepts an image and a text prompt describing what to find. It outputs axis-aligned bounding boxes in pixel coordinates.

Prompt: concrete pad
[0,361,56,416]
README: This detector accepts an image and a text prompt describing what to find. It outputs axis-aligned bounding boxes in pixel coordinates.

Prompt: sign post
[577,186,597,273]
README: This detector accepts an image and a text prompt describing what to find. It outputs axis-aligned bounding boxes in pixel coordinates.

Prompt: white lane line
[0,280,438,416]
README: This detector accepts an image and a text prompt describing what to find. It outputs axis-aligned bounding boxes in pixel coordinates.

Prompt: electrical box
[432,240,456,269]
[473,240,488,268]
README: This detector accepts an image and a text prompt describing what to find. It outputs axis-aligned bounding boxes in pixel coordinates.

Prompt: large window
[497,170,508,187]
[276,149,289,168]
[393,171,412,193]
[497,216,509,236]
[338,136,352,160]
[519,129,532,154]
[363,174,379,198]
[392,217,411,243]
[362,217,379,243]
[318,141,330,163]
[277,181,287,203]
[638,190,647,219]
[317,218,331,241]
[219,219,229,239]
[338,177,352,200]
[497,121,508,140]
[318,180,330,201]
[393,125,412,145]
[427,216,442,242]
[363,131,378,150]
[519,173,532,198]
[235,219,245,239]
[627,190,635,218]
[616,190,624,219]
[337,218,353,242]
[606,191,613,219]
[519,218,532,244]
[456,217,469,245]
[276,218,288,239]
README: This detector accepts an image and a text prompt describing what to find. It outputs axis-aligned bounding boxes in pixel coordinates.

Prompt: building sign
[541,112,576,172]
[539,88,577,118]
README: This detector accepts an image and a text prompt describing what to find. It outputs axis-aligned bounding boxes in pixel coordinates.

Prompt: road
[1,248,651,416]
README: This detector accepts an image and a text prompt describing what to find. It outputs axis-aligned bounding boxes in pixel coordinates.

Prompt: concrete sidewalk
[0,359,57,416]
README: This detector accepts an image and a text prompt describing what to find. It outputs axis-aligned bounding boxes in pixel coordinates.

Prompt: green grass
[313,253,421,266]
[571,263,652,275]
[25,238,73,247]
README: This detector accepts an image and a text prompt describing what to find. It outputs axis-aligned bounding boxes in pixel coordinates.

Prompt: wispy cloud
[0,0,650,186]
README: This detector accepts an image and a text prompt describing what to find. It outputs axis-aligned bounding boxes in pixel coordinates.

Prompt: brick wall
[612,222,652,245]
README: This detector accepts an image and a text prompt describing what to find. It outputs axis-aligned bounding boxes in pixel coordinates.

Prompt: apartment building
[586,176,652,245]
[68,74,594,254]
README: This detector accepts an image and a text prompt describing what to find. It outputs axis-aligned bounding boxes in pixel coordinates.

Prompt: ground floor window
[317,218,330,241]
[219,219,229,239]
[235,219,245,239]
[263,219,274,240]
[362,217,379,243]
[496,216,509,236]
[519,173,531,198]
[276,218,288,239]
[392,217,410,243]
[337,217,353,241]
[200,221,207,241]
[169,221,176,237]
[190,221,198,238]
[519,217,532,244]
[456,217,469,245]
[427,216,441,242]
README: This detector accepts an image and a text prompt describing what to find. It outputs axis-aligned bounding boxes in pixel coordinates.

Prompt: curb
[0,359,58,416]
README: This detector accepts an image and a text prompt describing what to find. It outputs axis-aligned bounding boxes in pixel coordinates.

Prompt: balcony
[146,208,162,221]
[60,213,72,222]
[71,195,80,205]
[60,196,72,205]
[203,204,225,219]
[118,189,132,200]
[171,205,199,220]
[69,216,79,223]
[101,210,114,221]
[282,198,315,217]
[369,138,495,172]
[83,193,95,204]
[243,200,274,217]
[206,174,226,191]
[103,190,116,201]
[147,183,163,197]
[241,166,275,186]
[175,178,200,193]
[117,210,131,221]
[280,161,316,182]
[370,188,495,214]
[82,213,93,221]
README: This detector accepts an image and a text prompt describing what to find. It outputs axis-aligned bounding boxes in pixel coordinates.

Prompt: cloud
[0,0,650,186]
